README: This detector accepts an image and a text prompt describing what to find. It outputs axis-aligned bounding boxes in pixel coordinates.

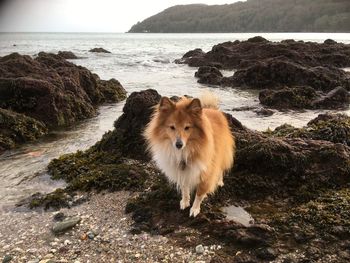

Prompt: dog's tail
[199,90,219,109]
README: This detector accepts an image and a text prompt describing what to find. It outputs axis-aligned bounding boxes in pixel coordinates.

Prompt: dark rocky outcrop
[89,48,111,53]
[32,90,350,262]
[0,52,126,153]
[178,38,350,69]
[179,38,350,110]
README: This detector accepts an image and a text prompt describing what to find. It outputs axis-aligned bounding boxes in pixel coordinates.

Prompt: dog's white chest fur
[151,143,206,190]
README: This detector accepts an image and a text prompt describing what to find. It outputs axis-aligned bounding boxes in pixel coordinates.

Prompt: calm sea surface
[0,32,349,209]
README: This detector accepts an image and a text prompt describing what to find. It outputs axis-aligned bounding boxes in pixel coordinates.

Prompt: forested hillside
[128,0,350,33]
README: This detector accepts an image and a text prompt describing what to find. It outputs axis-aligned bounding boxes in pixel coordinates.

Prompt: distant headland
[128,0,350,33]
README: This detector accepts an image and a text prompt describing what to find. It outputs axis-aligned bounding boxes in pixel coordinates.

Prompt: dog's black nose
[176,140,183,149]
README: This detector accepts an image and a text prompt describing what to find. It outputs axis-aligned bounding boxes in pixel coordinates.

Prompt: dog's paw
[218,180,224,187]
[180,199,190,210]
[189,206,200,217]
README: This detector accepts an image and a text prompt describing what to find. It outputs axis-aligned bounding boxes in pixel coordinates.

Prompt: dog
[144,92,235,217]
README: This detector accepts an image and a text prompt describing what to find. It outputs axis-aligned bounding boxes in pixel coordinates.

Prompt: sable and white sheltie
[144,93,235,217]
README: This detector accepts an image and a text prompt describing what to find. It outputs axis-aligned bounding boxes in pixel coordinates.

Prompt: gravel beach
[0,191,216,263]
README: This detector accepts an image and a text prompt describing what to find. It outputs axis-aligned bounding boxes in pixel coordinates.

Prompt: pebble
[12,247,24,253]
[53,212,65,221]
[2,255,13,263]
[195,244,204,254]
[87,232,95,240]
[52,216,81,234]
[64,239,72,246]
[27,259,40,263]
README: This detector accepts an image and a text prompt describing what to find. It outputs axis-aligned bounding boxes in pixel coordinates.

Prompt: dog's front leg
[190,179,208,217]
[180,184,190,210]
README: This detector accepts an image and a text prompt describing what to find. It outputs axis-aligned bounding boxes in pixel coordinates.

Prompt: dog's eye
[170,125,175,130]
[184,126,190,131]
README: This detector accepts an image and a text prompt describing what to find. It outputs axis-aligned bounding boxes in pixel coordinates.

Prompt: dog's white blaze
[151,142,206,191]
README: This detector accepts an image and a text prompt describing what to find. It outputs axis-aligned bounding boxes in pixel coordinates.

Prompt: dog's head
[155,96,204,150]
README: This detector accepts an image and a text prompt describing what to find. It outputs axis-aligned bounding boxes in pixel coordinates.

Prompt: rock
[179,37,350,69]
[0,53,126,127]
[324,39,337,45]
[2,255,12,263]
[253,108,274,116]
[95,77,127,103]
[312,86,350,109]
[53,212,65,221]
[247,36,268,43]
[96,89,161,160]
[87,231,95,239]
[195,66,223,85]
[39,260,55,263]
[232,60,350,92]
[52,216,81,234]
[231,106,258,112]
[269,113,350,146]
[259,86,318,109]
[41,89,350,261]
[89,48,111,53]
[182,48,205,58]
[27,260,40,263]
[0,108,48,153]
[57,51,78,59]
[195,244,204,254]
[256,247,277,260]
[0,52,126,151]
[178,38,350,110]
[64,239,72,245]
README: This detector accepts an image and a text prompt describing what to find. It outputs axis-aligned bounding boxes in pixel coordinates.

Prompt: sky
[0,0,244,32]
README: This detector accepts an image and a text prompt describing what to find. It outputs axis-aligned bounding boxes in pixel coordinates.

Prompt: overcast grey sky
[0,0,245,32]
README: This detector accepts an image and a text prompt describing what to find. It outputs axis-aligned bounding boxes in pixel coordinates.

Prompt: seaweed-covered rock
[232,59,350,92]
[268,113,350,147]
[39,90,350,261]
[179,37,350,69]
[95,89,161,160]
[195,66,223,85]
[0,108,47,152]
[312,86,350,109]
[89,48,111,53]
[178,37,350,110]
[95,77,127,102]
[259,86,318,109]
[0,52,126,127]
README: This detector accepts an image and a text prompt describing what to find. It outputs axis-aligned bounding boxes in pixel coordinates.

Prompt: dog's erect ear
[187,98,202,115]
[159,97,175,113]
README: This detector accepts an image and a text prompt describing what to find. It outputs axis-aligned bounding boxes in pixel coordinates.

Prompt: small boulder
[57,51,78,59]
[89,48,111,53]
[324,39,337,45]
[195,66,223,85]
[247,36,268,43]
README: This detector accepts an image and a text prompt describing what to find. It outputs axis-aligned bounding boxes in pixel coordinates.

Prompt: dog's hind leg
[180,184,190,210]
